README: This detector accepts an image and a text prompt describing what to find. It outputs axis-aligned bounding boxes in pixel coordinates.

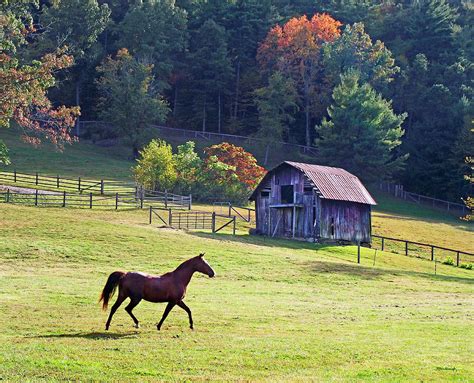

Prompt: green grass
[0,204,473,382]
[1,129,473,381]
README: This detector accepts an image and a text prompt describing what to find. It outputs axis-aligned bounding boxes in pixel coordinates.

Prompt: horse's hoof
[190,326,194,330]
[134,323,140,329]
[156,325,161,331]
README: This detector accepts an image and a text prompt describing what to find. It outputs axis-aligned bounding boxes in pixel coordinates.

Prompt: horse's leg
[125,296,142,329]
[156,302,175,331]
[177,301,193,330]
[105,292,127,331]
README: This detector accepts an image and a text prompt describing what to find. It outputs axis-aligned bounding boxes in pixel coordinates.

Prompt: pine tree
[188,20,233,133]
[315,70,407,182]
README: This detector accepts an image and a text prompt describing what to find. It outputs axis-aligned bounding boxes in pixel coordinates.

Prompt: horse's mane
[174,256,198,272]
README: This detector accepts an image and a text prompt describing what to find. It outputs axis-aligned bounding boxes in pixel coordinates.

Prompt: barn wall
[318,199,371,243]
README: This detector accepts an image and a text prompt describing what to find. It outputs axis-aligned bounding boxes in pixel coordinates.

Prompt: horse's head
[194,253,215,278]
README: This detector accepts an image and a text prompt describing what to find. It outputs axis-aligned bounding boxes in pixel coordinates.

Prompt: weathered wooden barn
[249,161,376,243]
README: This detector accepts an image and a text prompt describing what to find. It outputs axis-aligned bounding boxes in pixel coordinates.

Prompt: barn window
[330,218,335,237]
[281,185,294,204]
[261,191,270,197]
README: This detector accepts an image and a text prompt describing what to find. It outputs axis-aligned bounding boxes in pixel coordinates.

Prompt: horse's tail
[99,271,125,311]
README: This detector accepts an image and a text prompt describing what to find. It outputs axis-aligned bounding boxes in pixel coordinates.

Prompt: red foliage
[204,143,266,189]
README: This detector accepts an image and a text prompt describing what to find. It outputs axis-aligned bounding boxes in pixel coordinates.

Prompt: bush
[442,256,455,266]
[459,263,473,270]
[133,139,176,191]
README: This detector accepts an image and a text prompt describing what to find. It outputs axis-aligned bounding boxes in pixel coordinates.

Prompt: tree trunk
[233,60,241,119]
[202,97,207,132]
[304,77,310,147]
[173,84,178,118]
[75,80,81,137]
[218,91,222,133]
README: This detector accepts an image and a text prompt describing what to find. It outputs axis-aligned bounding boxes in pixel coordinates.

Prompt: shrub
[133,139,176,191]
[459,263,473,270]
[442,256,455,266]
[173,141,202,195]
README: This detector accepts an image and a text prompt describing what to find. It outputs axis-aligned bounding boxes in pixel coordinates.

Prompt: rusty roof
[250,161,376,205]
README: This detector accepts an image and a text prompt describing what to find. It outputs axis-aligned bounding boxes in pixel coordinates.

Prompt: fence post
[405,241,408,256]
[357,242,361,264]
[140,193,143,209]
[248,209,251,222]
[14,170,17,183]
[35,189,38,206]
[188,194,192,210]
[169,208,172,226]
[228,203,232,217]
[149,206,152,224]
[115,193,119,210]
[212,212,216,233]
[100,180,104,195]
[381,237,385,251]
[164,190,168,208]
[456,251,460,267]
[233,216,236,235]
[89,192,93,209]
[57,175,60,188]
[63,191,66,207]
[78,177,81,192]
[6,188,10,203]
[35,172,39,185]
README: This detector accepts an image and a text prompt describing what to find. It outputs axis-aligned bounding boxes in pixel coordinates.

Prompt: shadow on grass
[308,259,474,284]
[32,332,138,340]
[187,230,334,251]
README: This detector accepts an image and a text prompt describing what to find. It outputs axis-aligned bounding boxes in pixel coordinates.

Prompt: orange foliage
[257,14,342,74]
[204,143,266,189]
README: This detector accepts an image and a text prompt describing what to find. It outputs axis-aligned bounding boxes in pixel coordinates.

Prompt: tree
[38,0,110,128]
[0,0,79,164]
[315,70,407,182]
[254,72,298,163]
[188,19,233,133]
[96,49,169,157]
[322,23,399,93]
[133,139,176,191]
[204,142,266,189]
[173,141,203,194]
[257,14,342,146]
[116,0,187,91]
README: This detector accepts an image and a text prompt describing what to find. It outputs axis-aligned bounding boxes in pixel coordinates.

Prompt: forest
[1,0,472,203]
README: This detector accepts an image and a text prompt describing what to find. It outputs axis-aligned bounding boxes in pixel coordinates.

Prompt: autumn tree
[257,14,342,146]
[204,142,266,190]
[315,70,407,182]
[0,0,79,164]
[96,49,169,157]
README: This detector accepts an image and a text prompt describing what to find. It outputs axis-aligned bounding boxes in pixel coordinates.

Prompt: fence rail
[379,182,469,215]
[149,207,236,235]
[212,202,255,222]
[0,170,135,195]
[372,234,474,266]
[79,120,319,158]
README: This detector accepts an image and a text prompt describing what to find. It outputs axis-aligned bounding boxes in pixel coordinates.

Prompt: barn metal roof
[250,161,376,205]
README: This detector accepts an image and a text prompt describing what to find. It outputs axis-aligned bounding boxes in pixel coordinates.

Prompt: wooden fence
[212,202,255,222]
[379,182,469,215]
[372,234,474,266]
[149,207,236,235]
[0,170,135,195]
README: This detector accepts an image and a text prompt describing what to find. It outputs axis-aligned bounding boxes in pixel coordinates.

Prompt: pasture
[0,204,473,381]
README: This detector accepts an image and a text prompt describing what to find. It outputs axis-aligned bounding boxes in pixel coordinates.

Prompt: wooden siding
[318,199,371,243]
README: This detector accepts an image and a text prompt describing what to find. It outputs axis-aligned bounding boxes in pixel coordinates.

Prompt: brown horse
[99,253,215,331]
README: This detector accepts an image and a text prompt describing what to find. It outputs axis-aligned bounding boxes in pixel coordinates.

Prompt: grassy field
[0,204,473,381]
[1,128,473,381]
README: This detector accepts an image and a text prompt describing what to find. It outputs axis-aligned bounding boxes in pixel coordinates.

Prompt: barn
[249,161,376,243]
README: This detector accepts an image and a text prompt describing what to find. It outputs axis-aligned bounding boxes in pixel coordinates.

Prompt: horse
[99,253,215,331]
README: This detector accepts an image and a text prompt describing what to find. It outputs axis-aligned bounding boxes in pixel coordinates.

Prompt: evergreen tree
[96,49,169,157]
[188,19,233,132]
[315,70,407,182]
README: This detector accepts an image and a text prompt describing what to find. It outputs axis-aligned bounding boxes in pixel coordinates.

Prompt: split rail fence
[372,234,474,267]
[149,207,236,235]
